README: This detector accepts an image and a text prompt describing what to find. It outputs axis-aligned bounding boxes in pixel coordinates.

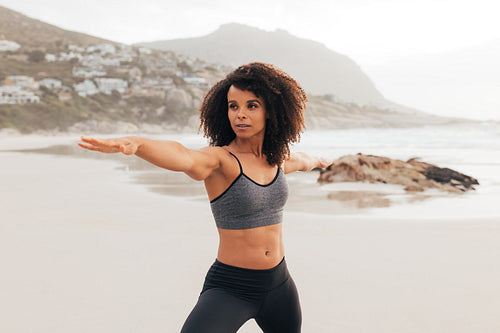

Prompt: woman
[79,62,328,333]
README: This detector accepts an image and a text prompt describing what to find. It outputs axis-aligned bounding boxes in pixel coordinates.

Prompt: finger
[78,142,101,151]
[80,136,99,144]
[81,136,114,148]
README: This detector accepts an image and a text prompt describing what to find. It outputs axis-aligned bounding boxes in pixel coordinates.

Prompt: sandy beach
[1,136,500,332]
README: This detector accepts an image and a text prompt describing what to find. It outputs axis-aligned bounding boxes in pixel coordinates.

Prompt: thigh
[181,288,258,333]
[255,277,302,333]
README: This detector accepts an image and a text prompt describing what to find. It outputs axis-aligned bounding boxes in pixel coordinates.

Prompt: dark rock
[318,153,479,193]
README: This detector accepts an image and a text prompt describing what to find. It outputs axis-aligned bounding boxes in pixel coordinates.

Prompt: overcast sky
[1,0,499,120]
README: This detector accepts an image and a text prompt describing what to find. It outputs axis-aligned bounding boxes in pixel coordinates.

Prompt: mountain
[136,23,386,105]
[0,6,469,134]
[0,5,115,50]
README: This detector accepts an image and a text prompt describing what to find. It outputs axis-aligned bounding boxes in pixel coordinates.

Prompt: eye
[228,103,238,110]
[248,103,258,109]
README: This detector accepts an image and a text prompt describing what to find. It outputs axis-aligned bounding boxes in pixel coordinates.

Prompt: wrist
[130,136,145,154]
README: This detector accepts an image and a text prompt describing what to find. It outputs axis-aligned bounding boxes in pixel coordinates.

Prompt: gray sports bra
[210,152,289,230]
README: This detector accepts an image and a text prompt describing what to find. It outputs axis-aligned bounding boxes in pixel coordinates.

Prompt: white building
[4,76,39,90]
[73,80,99,97]
[81,54,120,67]
[68,45,85,53]
[59,51,83,62]
[118,44,137,58]
[73,67,107,78]
[138,47,152,55]
[39,78,63,90]
[87,44,116,55]
[0,40,21,52]
[45,54,57,62]
[94,78,128,94]
[183,76,208,88]
[0,86,40,104]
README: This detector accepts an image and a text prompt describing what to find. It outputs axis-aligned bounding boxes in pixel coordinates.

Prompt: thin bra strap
[228,152,243,173]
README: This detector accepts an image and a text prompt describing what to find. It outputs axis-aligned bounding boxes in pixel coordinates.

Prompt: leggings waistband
[214,256,287,274]
[203,257,289,298]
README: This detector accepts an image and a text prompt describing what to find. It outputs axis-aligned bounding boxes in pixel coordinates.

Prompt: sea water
[4,122,499,220]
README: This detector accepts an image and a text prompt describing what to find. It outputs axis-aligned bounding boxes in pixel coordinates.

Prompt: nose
[237,109,247,119]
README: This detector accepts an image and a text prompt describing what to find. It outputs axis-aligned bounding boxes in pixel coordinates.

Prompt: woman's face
[227,85,267,139]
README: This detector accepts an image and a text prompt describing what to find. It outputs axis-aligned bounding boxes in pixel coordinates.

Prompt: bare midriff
[216,223,284,270]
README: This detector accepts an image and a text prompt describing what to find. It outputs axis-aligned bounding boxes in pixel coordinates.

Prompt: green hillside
[0,6,227,133]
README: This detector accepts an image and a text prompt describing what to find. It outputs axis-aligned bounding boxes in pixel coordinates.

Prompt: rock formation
[318,153,479,193]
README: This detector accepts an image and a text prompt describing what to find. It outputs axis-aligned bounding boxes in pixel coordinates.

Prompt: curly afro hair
[199,62,307,166]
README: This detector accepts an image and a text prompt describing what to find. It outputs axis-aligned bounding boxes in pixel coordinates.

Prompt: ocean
[2,122,499,221]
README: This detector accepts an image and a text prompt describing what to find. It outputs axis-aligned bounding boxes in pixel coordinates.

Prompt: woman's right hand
[78,136,140,155]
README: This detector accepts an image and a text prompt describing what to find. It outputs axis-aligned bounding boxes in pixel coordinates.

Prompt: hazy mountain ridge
[0,6,114,50]
[136,23,386,105]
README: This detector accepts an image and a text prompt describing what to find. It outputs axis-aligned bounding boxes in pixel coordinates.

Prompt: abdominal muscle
[216,223,285,270]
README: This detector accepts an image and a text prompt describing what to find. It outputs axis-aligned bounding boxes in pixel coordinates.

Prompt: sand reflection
[12,144,445,214]
[327,191,392,208]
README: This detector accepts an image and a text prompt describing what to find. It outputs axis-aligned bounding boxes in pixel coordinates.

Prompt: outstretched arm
[283,152,330,174]
[78,136,220,181]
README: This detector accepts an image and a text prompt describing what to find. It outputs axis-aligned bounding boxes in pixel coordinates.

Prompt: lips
[235,124,250,128]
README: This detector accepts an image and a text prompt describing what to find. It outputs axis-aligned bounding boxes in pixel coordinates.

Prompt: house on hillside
[69,45,85,53]
[74,80,99,97]
[82,54,120,67]
[138,47,152,55]
[39,78,63,90]
[0,86,40,104]
[45,54,57,62]
[130,77,174,98]
[183,76,208,89]
[59,51,83,62]
[4,76,39,90]
[87,44,116,55]
[58,86,73,101]
[73,67,107,78]
[94,78,128,94]
[0,40,21,52]
[118,45,137,59]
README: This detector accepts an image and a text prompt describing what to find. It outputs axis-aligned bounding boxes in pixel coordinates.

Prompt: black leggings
[181,258,301,333]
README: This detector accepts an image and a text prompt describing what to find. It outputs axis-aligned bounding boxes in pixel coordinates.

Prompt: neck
[231,135,264,157]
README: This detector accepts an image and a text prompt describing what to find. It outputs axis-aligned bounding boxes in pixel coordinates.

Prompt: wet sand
[1,137,500,332]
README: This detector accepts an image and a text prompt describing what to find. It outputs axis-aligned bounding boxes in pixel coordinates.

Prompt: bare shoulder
[183,146,229,180]
[196,146,231,163]
[198,146,239,179]
[191,146,234,171]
